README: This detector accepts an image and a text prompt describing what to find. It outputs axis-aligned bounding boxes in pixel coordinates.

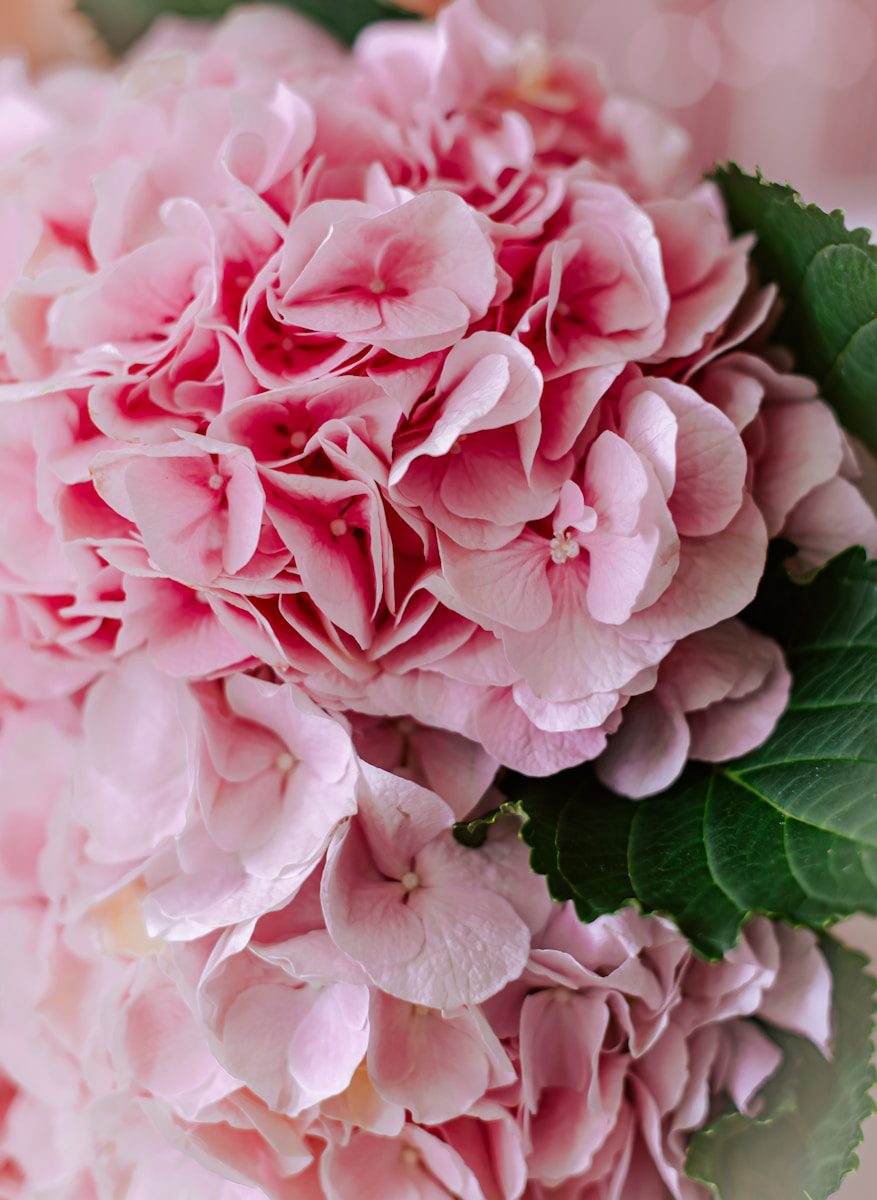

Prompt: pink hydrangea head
[0,683,839,1200]
[0,0,873,775]
[0,4,869,1196]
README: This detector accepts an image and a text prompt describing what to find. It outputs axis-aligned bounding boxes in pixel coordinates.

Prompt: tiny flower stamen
[329,518,348,538]
[208,473,224,491]
[549,530,581,565]
[369,278,387,295]
[400,1146,420,1167]
[400,871,420,893]
[290,430,307,451]
[275,751,296,774]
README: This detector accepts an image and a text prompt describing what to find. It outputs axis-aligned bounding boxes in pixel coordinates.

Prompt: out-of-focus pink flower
[492,905,833,1198]
[323,1124,486,1200]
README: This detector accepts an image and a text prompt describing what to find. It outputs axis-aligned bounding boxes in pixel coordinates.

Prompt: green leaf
[456,548,877,957]
[453,800,522,849]
[711,164,877,454]
[687,935,876,1200]
[77,0,416,54]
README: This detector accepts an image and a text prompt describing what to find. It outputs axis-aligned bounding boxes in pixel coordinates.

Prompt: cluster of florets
[1,0,873,781]
[0,2,871,1197]
[0,688,834,1199]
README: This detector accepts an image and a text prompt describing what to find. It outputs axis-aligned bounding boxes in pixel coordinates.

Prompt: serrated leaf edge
[686,939,877,1199]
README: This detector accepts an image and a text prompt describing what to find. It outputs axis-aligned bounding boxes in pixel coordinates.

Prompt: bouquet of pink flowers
[0,2,875,1197]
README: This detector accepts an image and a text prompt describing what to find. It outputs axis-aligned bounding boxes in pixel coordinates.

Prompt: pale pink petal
[368,992,507,1124]
[597,691,690,799]
[440,532,552,632]
[783,476,877,571]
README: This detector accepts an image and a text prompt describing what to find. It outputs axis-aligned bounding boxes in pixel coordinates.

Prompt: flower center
[289,430,307,451]
[275,751,296,774]
[400,871,420,892]
[329,518,349,538]
[369,278,387,295]
[549,530,581,565]
[400,1146,420,1167]
[208,473,224,491]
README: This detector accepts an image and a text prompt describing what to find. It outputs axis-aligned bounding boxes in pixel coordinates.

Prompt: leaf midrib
[786,239,877,379]
[721,768,877,849]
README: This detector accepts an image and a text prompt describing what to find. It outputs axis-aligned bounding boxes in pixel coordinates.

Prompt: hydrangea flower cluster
[0,693,836,1198]
[0,2,874,1196]
[3,0,875,781]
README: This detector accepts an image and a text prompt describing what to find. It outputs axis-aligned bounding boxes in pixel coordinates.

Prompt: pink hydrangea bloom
[0,0,872,774]
[0,725,836,1200]
[0,1,872,1196]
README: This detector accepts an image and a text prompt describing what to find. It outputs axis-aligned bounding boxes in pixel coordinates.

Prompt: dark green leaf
[457,549,877,957]
[77,0,416,54]
[687,936,876,1200]
[711,165,877,454]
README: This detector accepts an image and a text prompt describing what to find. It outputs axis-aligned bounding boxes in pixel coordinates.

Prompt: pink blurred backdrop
[474,0,877,226]
[578,0,877,225]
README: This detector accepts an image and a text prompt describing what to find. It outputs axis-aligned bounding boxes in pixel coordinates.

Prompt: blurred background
[557,0,877,228]
[1,0,876,220]
[0,0,875,1196]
